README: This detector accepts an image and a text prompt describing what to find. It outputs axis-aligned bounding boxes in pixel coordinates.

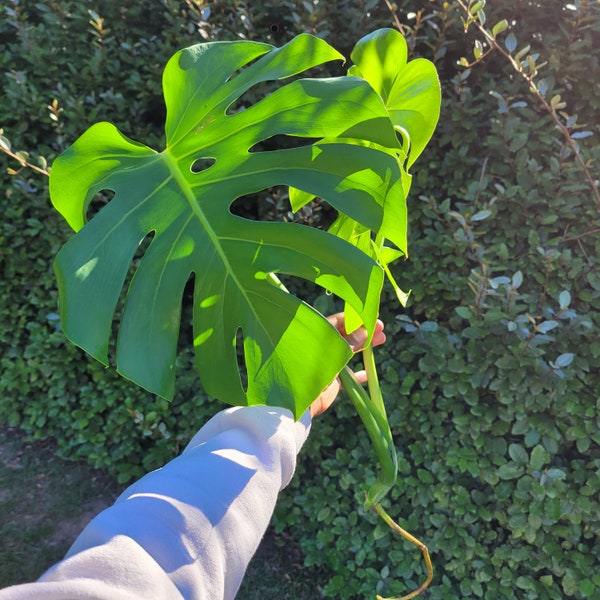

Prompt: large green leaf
[50,34,405,418]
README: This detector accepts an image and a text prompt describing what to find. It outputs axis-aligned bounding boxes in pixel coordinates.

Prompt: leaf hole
[229,189,335,229]
[109,231,156,365]
[190,157,216,173]
[225,54,266,85]
[86,189,115,222]
[178,274,196,349]
[229,188,284,221]
[248,134,319,153]
[225,78,284,116]
[235,327,248,393]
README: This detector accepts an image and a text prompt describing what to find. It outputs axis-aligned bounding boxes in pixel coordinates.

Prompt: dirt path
[0,426,120,586]
[0,426,322,597]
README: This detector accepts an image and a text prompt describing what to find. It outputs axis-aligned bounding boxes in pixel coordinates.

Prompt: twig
[0,145,49,177]
[561,228,600,243]
[576,238,592,265]
[473,156,488,209]
[383,0,408,36]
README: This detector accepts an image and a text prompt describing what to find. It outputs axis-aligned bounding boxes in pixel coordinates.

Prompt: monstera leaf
[50,33,406,418]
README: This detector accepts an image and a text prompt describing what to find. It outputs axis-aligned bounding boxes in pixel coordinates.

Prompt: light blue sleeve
[0,406,312,600]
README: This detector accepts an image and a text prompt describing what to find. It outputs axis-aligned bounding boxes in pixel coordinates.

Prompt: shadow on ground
[0,426,324,598]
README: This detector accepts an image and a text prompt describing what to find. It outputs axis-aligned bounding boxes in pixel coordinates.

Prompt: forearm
[0,406,311,600]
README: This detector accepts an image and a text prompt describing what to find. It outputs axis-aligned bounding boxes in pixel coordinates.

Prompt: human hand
[309,313,386,418]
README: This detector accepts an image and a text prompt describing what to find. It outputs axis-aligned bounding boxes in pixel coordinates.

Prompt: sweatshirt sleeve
[0,406,312,600]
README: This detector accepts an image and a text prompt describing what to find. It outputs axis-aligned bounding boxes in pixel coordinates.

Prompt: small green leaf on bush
[505,33,517,53]
[558,290,571,309]
[571,130,593,139]
[508,443,528,465]
[563,574,579,596]
[497,462,523,480]
[515,45,532,62]
[509,132,528,152]
[546,468,566,480]
[536,320,559,334]
[492,19,509,36]
[579,578,596,597]
[317,507,331,521]
[524,429,540,447]
[0,135,11,152]
[470,1,485,16]
[455,306,473,319]
[550,94,567,109]
[417,468,434,484]
[429,514,447,528]
[544,497,561,521]
[530,445,549,470]
[419,321,439,332]
[516,575,534,590]
[543,436,559,454]
[470,209,491,221]
[528,512,542,530]
[512,270,523,289]
[554,353,574,368]
[384,366,399,383]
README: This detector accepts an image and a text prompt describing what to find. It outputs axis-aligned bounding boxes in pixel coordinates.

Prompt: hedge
[1,1,598,598]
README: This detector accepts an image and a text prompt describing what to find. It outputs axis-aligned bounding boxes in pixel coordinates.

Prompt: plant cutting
[49,28,440,599]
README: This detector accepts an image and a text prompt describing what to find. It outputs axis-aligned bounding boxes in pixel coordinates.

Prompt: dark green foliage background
[1,1,598,598]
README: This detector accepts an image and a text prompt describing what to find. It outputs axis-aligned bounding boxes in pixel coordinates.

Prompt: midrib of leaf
[162,149,234,276]
[162,149,275,346]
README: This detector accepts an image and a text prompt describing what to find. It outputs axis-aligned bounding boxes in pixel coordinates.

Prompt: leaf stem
[363,344,385,415]
[339,366,397,507]
[341,359,433,599]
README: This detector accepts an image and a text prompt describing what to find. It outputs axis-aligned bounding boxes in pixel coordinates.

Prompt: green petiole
[340,344,433,599]
[362,344,386,416]
[338,364,397,507]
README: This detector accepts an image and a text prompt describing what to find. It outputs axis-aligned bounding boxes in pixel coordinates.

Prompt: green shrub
[1,1,598,598]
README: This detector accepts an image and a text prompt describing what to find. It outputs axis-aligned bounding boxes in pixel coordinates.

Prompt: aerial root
[372,503,433,600]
